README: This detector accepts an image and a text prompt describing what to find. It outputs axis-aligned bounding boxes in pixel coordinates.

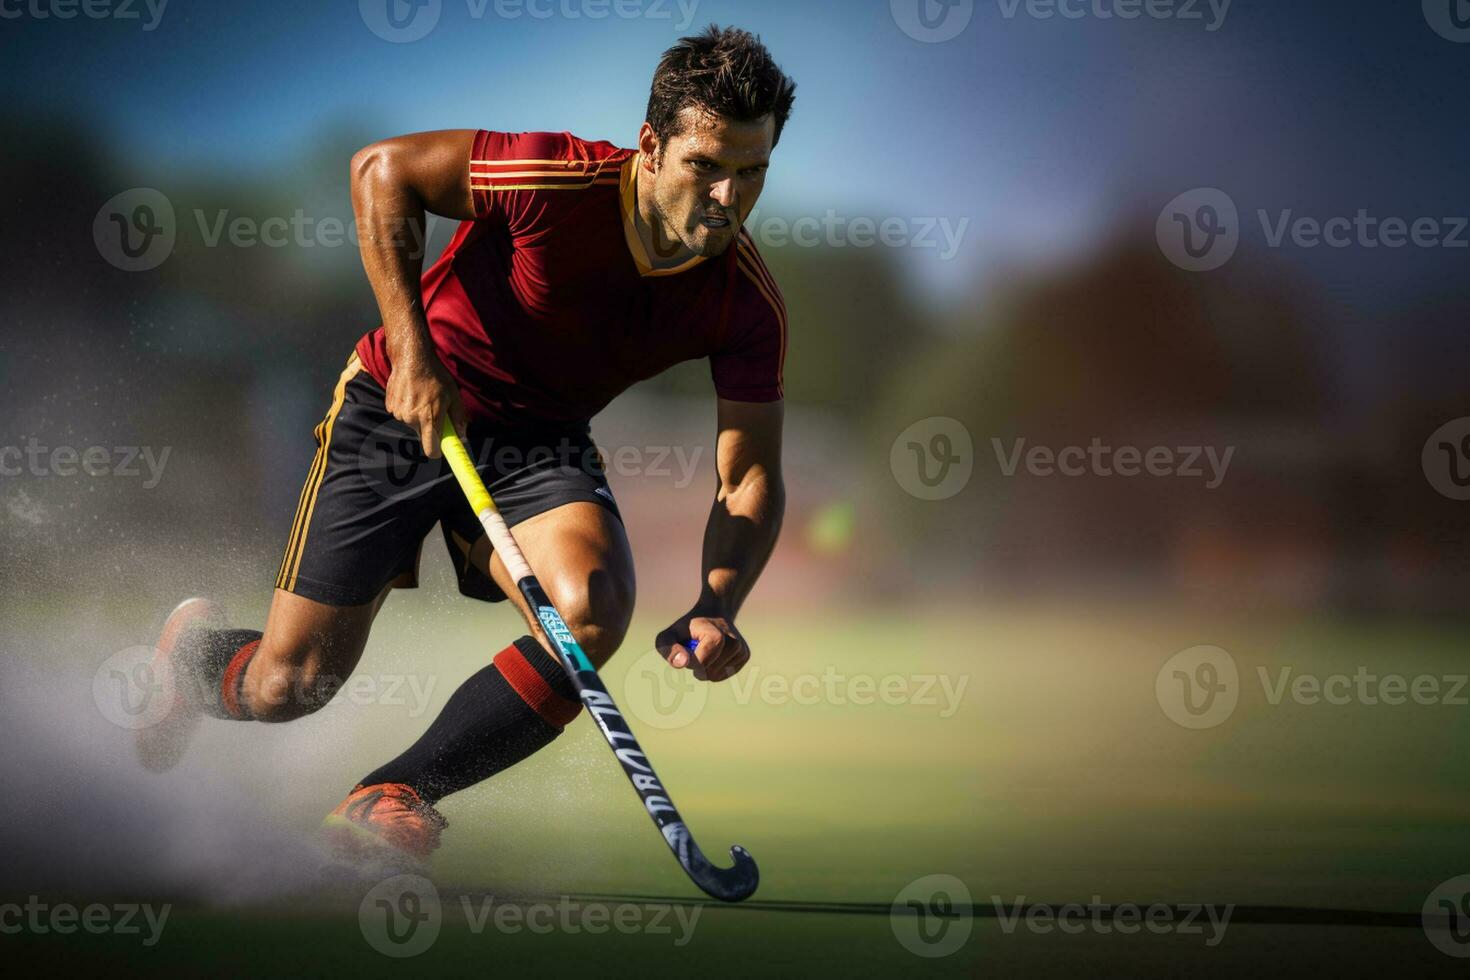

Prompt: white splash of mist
[0,654,340,905]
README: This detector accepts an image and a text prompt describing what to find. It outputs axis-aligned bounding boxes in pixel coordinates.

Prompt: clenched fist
[384,349,467,458]
[655,613,751,683]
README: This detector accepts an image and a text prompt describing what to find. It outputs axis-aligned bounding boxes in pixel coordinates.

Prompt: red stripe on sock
[493,643,581,728]
[220,640,260,720]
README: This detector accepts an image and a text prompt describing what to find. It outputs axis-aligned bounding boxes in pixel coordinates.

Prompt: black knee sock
[174,627,263,720]
[359,636,582,805]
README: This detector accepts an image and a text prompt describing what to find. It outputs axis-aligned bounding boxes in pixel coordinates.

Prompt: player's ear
[637,123,660,170]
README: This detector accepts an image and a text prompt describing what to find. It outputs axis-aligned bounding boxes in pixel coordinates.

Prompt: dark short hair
[645,25,797,151]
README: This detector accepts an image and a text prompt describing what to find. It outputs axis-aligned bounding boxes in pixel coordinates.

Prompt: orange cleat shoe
[322,783,448,865]
[135,597,226,773]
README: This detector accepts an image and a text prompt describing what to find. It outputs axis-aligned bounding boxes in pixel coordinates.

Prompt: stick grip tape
[440,416,493,516]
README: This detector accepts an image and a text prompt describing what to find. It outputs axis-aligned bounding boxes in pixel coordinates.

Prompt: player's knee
[247,643,345,722]
[547,570,634,666]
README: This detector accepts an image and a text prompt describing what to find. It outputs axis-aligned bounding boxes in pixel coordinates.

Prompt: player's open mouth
[702,213,730,228]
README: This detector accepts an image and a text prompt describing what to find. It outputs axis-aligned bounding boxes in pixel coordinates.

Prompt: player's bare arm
[350,129,476,456]
[657,398,785,683]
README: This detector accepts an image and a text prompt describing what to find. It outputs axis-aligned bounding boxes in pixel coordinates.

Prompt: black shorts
[274,353,621,606]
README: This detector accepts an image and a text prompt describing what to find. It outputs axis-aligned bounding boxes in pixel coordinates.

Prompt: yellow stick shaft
[439,416,533,583]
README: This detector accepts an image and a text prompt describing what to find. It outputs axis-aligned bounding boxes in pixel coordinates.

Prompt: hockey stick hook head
[702,844,759,902]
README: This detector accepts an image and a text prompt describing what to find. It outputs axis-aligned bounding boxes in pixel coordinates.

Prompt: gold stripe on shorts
[276,353,361,592]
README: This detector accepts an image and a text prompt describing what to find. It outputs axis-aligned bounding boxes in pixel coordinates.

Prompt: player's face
[648,109,773,257]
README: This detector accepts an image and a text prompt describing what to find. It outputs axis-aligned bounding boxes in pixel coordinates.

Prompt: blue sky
[10,0,1469,305]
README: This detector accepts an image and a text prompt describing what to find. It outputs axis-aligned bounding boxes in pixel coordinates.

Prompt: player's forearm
[350,142,435,365]
[694,465,785,621]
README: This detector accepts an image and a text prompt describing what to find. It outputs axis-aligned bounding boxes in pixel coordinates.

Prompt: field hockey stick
[438,417,759,903]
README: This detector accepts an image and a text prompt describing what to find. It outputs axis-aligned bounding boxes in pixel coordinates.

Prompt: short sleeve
[710,239,787,402]
[469,130,622,231]
[469,130,544,226]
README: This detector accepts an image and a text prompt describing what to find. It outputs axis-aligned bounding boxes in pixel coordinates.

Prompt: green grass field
[9,596,1470,975]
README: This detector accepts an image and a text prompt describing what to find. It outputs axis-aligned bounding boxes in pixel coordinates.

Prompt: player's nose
[708,178,735,208]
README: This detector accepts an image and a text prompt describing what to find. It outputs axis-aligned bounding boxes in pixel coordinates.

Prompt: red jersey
[355,130,788,426]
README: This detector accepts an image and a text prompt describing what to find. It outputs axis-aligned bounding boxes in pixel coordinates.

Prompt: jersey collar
[620,152,709,278]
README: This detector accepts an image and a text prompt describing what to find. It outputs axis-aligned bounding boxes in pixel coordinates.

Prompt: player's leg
[238,585,395,722]
[327,433,633,860]
[353,502,633,800]
[481,499,638,667]
[138,354,441,770]
[137,584,397,772]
